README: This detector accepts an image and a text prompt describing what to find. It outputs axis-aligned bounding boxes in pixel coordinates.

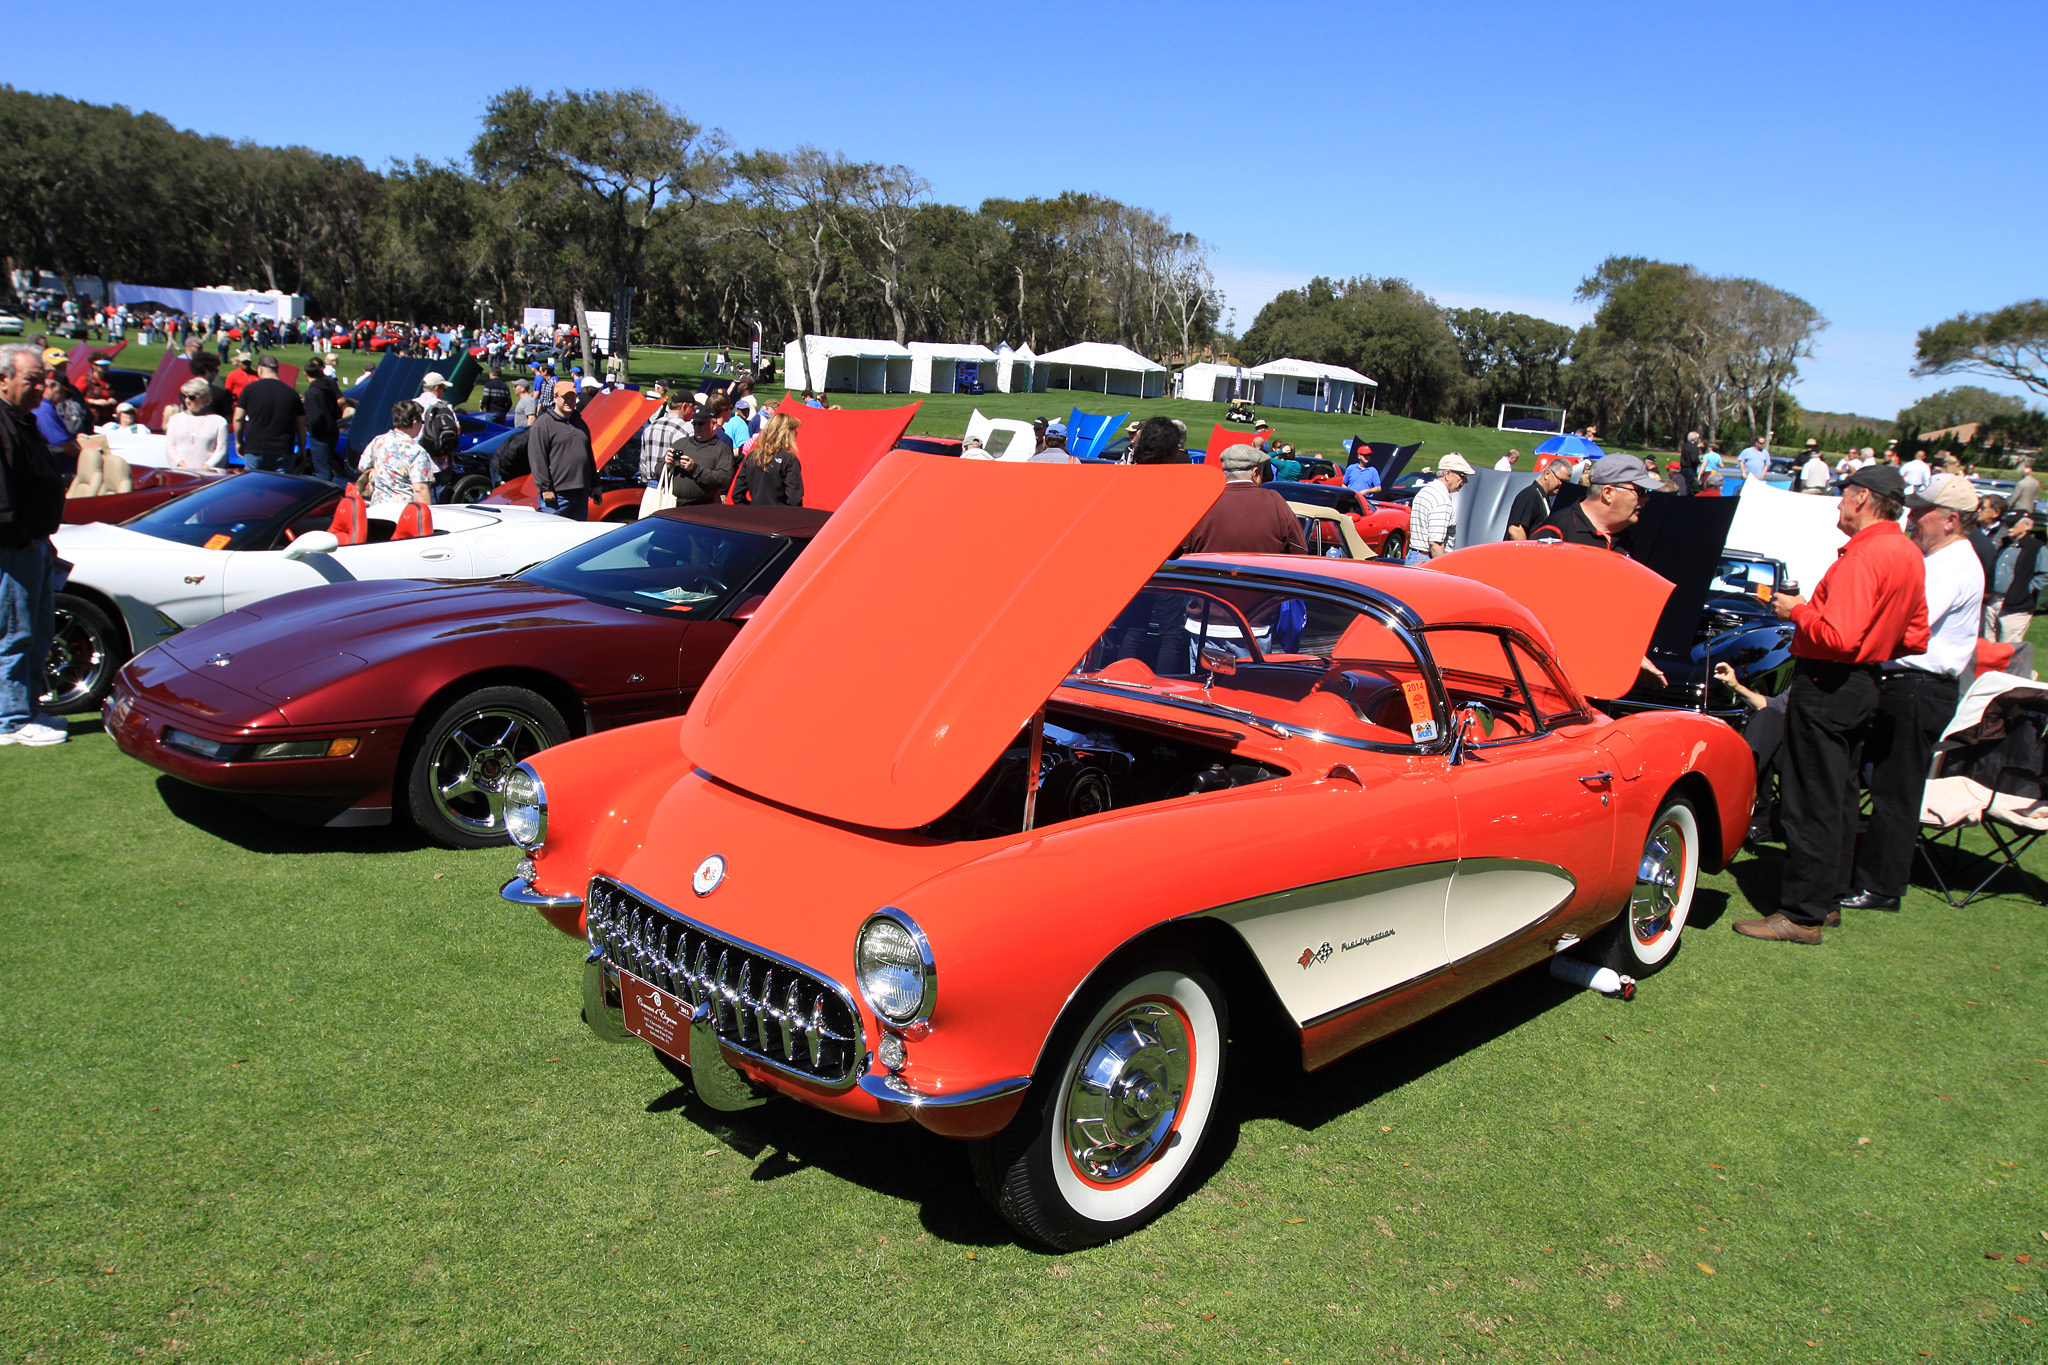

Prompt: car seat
[392,501,432,540]
[327,482,369,545]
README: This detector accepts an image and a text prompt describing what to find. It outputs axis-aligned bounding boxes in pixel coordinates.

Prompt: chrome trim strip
[858,1072,1031,1109]
[1060,679,1423,756]
[587,874,864,1092]
[500,876,583,913]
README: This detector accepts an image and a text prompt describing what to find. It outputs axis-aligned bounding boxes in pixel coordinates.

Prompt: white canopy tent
[783,336,913,394]
[1176,362,1256,403]
[1031,342,1168,399]
[908,342,998,394]
[994,342,1036,393]
[1251,358,1375,414]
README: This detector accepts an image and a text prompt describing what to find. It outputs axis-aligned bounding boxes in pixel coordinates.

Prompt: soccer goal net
[1498,403,1567,435]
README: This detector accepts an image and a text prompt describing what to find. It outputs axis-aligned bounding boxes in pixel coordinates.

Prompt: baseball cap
[115,400,134,412]
[1437,453,1476,477]
[1805,437,1820,447]
[1844,463,1906,500]
[1045,421,1067,437]
[420,371,449,388]
[1588,452,1663,491]
[1217,443,1268,473]
[233,350,252,362]
[1903,473,1976,513]
[41,346,66,367]
[551,379,577,398]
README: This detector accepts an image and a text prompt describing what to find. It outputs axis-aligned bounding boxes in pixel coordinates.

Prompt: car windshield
[1709,558,1779,595]
[516,515,785,618]
[120,472,339,551]
[1071,583,1442,749]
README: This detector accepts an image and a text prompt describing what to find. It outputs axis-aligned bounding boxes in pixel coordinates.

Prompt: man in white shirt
[1838,474,1985,913]
[1900,449,1932,495]
[1494,448,1520,472]
[1799,442,1831,494]
[1405,453,1472,563]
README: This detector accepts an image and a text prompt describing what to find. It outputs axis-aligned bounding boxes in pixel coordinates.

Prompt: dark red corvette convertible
[107,503,827,846]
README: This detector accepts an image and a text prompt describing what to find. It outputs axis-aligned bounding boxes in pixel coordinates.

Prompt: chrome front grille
[585,876,863,1088]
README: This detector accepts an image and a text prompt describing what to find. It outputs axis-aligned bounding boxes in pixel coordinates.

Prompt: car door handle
[419,550,451,560]
[1578,771,1613,787]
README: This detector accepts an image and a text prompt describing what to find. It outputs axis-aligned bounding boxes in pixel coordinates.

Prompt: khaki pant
[1983,603,2034,644]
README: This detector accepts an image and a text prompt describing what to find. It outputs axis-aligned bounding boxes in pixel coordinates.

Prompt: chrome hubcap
[1631,820,1687,943]
[430,709,550,834]
[1064,1001,1189,1184]
[41,609,103,707]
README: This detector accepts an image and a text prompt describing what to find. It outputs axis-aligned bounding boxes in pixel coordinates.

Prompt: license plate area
[618,969,691,1063]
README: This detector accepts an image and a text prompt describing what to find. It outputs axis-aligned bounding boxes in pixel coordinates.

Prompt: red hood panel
[769,397,919,511]
[680,451,1224,829]
[1425,541,1674,699]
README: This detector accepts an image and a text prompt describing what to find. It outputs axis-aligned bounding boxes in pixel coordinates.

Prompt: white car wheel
[973,963,1225,1250]
[1597,797,1699,973]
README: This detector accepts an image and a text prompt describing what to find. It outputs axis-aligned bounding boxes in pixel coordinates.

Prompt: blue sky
[21,0,2044,420]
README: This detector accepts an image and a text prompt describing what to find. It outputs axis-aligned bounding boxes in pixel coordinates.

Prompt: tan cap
[1905,473,1979,514]
[420,371,449,388]
[1437,452,1475,477]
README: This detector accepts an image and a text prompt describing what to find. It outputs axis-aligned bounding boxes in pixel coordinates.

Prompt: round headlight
[855,911,933,1026]
[503,763,547,849]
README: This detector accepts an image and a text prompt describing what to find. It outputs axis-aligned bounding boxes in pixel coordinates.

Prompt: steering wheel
[679,572,728,595]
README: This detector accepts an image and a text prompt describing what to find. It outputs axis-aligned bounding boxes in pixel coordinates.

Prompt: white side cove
[1444,857,1579,960]
[1207,864,1453,1025]
[1208,858,1577,1026]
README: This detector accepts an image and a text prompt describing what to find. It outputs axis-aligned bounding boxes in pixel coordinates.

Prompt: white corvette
[48,471,613,712]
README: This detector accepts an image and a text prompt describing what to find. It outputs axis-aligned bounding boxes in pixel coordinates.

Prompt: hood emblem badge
[692,855,726,897]
[184,575,206,584]
[204,652,233,668]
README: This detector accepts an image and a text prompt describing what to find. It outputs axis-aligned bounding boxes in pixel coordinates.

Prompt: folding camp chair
[1915,673,2048,907]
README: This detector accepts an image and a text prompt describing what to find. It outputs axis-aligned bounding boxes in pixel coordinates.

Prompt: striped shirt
[1409,477,1456,554]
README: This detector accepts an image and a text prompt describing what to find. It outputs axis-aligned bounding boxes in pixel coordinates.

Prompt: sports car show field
[3,722,2042,1363]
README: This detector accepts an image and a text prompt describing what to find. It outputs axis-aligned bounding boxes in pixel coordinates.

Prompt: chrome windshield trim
[858,1072,1031,1109]
[500,876,583,913]
[1060,679,1427,757]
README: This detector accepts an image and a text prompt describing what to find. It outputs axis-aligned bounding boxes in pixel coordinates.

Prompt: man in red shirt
[1735,463,1929,944]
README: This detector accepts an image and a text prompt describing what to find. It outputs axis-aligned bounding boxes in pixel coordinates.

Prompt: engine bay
[920,710,1286,841]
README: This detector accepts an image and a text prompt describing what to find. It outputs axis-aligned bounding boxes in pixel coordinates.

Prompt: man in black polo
[232,355,305,473]
[1532,452,1668,685]
[1506,458,1570,540]
[1530,452,1660,550]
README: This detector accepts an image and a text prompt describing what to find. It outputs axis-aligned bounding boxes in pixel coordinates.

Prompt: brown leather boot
[1732,913,1824,945]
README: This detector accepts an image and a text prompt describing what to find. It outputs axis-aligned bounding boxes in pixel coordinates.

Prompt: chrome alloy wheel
[428,707,553,837]
[44,607,103,710]
[1063,999,1192,1185]
[1631,817,1689,945]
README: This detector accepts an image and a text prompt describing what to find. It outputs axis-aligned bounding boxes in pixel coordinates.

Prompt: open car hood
[679,450,1224,828]
[1426,542,1675,699]
[769,397,919,511]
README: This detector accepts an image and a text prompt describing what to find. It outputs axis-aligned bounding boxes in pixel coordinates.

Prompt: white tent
[1031,342,1168,398]
[1251,358,1375,414]
[783,335,914,394]
[908,342,998,394]
[963,408,1041,461]
[1176,362,1257,403]
[993,342,1036,393]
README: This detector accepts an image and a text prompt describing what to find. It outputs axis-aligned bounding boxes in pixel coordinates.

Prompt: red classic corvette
[106,504,827,846]
[501,453,1754,1249]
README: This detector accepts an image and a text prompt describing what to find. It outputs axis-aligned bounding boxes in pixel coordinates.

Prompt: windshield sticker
[203,534,231,550]
[1402,679,1436,742]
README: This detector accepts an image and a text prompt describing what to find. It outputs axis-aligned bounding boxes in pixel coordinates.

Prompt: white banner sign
[521,307,556,331]
[584,311,612,348]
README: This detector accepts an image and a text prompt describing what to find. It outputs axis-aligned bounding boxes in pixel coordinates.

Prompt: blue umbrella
[1534,433,1604,459]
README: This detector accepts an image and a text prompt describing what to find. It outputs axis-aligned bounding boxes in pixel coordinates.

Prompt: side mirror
[1198,641,1239,677]
[1447,702,1496,765]
[282,531,340,560]
[729,593,767,622]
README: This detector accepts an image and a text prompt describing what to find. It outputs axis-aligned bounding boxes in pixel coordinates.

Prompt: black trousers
[1850,668,1959,900]
[1777,660,1882,926]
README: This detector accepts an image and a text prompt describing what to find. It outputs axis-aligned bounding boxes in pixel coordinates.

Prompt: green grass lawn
[3,700,2045,1361]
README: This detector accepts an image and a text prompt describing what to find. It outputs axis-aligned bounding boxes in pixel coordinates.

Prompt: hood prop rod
[1021,706,1046,832]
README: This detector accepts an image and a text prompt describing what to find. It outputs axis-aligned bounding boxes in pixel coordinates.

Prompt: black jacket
[733,450,804,507]
[304,376,344,443]
[0,403,67,548]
